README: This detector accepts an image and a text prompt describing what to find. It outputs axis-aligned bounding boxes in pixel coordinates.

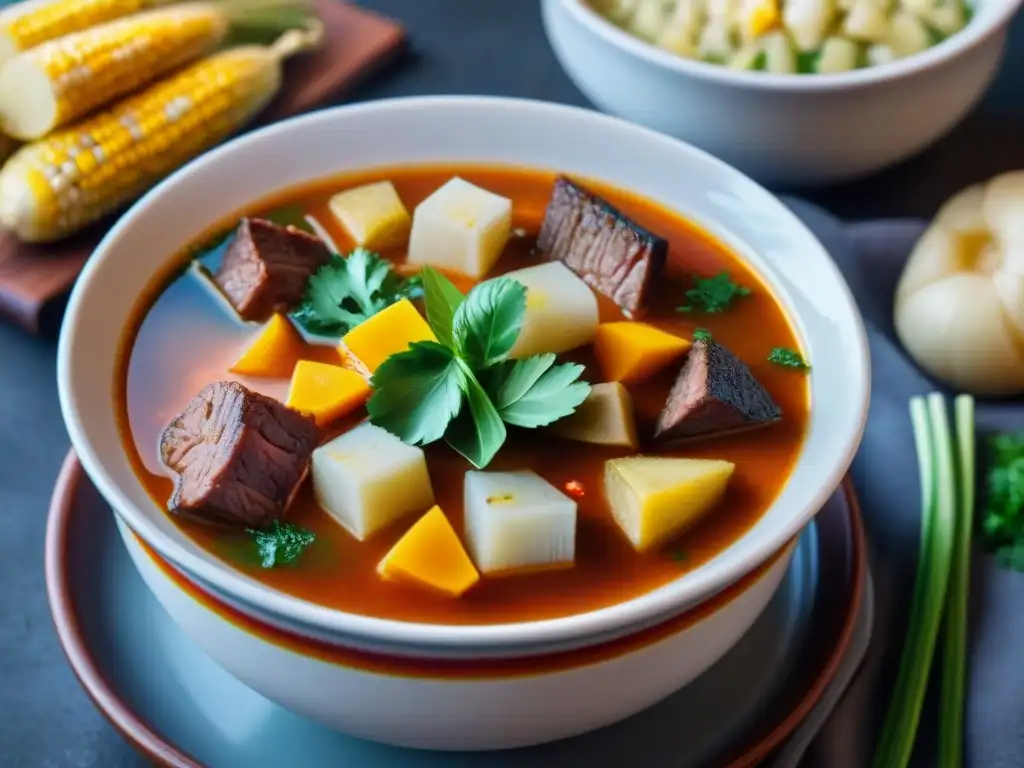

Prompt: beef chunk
[655,340,781,443]
[537,177,667,317]
[159,381,320,527]
[213,217,331,322]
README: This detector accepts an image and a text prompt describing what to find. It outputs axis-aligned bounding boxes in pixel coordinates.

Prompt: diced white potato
[463,470,577,575]
[670,0,705,31]
[784,0,836,50]
[504,262,599,358]
[865,42,898,65]
[311,422,435,541]
[887,9,932,56]
[761,30,797,72]
[842,2,891,42]
[604,457,736,552]
[927,2,965,33]
[548,382,639,448]
[406,177,512,278]
[707,0,741,20]
[656,25,698,57]
[607,0,641,24]
[328,181,411,251]
[900,0,938,17]
[698,18,737,59]
[632,0,672,40]
[728,42,764,69]
[816,36,862,71]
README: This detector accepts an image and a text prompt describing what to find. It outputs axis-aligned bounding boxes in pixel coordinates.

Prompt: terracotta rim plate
[46,452,865,767]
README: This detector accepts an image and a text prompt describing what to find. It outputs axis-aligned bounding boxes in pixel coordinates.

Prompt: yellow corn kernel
[0,0,165,65]
[0,4,228,140]
[0,26,321,243]
[747,0,780,36]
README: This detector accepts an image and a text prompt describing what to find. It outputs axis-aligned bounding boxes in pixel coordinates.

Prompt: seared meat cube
[655,339,781,443]
[159,381,320,527]
[537,177,667,317]
[213,217,331,322]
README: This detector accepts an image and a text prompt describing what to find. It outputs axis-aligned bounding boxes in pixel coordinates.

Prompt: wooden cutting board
[0,0,407,335]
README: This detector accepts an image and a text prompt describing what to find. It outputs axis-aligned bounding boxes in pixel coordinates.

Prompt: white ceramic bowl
[57,98,868,669]
[116,513,797,750]
[542,0,1022,186]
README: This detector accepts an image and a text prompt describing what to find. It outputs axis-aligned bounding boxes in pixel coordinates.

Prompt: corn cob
[0,23,323,243]
[0,4,229,140]
[0,0,169,66]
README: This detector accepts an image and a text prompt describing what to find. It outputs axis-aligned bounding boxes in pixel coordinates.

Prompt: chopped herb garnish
[678,271,751,313]
[245,521,316,569]
[262,204,315,233]
[291,247,423,337]
[367,267,590,468]
[768,347,810,370]
[693,328,712,342]
[980,432,1024,571]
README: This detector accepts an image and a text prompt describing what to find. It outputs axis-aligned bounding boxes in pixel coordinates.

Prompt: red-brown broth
[117,165,809,625]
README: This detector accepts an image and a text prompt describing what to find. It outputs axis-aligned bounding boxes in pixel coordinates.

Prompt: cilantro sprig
[367,267,591,468]
[981,432,1024,571]
[291,247,423,337]
[678,271,751,313]
[768,347,811,370]
[245,520,316,569]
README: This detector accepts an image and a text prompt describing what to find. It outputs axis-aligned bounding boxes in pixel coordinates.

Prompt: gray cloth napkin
[778,199,1024,768]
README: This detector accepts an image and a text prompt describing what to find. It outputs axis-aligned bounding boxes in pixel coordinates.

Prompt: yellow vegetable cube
[549,382,639,448]
[328,181,411,250]
[340,298,437,374]
[593,322,691,383]
[228,313,305,379]
[285,360,370,427]
[604,457,735,552]
[377,506,480,597]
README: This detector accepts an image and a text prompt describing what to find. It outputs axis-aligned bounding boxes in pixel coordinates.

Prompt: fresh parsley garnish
[693,328,712,342]
[982,433,1024,572]
[245,521,316,569]
[678,271,751,313]
[768,347,810,370]
[291,248,423,337]
[367,267,590,468]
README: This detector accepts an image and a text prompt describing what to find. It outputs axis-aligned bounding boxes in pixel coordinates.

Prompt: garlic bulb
[894,171,1024,396]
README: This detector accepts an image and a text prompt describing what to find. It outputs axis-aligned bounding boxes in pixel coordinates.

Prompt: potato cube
[328,181,411,251]
[377,505,480,597]
[285,360,370,427]
[504,262,599,358]
[229,313,305,379]
[406,177,512,278]
[604,457,735,552]
[463,470,576,575]
[340,298,436,374]
[593,321,691,383]
[549,382,639,448]
[312,422,435,540]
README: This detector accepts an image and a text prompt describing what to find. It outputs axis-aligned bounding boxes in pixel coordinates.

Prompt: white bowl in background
[57,96,869,745]
[542,0,1021,186]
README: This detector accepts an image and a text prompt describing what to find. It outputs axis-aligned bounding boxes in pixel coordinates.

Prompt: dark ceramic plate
[45,452,864,767]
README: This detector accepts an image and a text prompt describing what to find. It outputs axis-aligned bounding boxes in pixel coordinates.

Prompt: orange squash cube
[285,360,371,427]
[593,322,691,383]
[377,505,480,598]
[228,313,305,379]
[339,298,436,374]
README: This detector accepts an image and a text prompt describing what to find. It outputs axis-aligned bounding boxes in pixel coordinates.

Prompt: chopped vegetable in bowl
[593,0,972,72]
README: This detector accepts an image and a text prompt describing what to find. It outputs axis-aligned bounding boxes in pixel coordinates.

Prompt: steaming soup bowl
[56,96,869,749]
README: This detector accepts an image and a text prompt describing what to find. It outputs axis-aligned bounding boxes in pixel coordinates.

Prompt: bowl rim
[58,94,871,653]
[559,0,1023,91]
